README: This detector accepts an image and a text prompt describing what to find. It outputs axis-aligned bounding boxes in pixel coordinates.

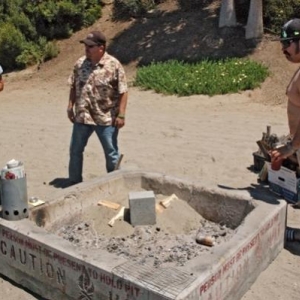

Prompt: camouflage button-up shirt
[69,52,128,125]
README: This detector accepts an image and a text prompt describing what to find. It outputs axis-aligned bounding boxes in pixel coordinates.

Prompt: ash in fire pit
[55,193,235,267]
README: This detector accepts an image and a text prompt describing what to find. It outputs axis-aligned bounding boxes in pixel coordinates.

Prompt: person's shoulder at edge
[0,65,4,92]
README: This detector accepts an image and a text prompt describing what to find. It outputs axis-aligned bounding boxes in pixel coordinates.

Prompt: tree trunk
[219,0,237,28]
[245,0,263,39]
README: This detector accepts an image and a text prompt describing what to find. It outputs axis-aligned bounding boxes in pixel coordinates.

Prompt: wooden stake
[266,125,271,138]
[108,206,125,227]
[160,194,178,208]
[155,203,164,213]
[97,200,120,210]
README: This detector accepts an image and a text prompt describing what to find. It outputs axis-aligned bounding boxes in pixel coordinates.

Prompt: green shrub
[16,37,59,67]
[8,12,37,41]
[25,1,102,39]
[43,41,60,62]
[134,58,269,96]
[82,7,102,27]
[0,0,102,70]
[15,42,43,68]
[236,0,300,33]
[0,23,26,70]
[263,0,300,33]
[27,1,75,39]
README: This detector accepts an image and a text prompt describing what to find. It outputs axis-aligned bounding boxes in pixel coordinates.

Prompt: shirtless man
[271,19,300,160]
[271,19,300,242]
[0,65,4,91]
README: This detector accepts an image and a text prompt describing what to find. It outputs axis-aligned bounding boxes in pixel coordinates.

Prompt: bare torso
[286,67,300,145]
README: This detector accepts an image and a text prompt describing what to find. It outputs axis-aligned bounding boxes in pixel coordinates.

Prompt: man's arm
[115,92,128,129]
[0,75,3,92]
[0,65,3,91]
[67,85,76,123]
[118,91,128,116]
[271,78,300,159]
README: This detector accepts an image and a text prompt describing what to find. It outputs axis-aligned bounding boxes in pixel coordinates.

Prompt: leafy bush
[8,12,37,41]
[43,41,60,62]
[234,0,300,33]
[263,0,300,33]
[0,23,26,71]
[16,37,59,67]
[82,7,102,27]
[15,42,43,68]
[134,58,269,96]
[25,0,102,39]
[0,0,102,70]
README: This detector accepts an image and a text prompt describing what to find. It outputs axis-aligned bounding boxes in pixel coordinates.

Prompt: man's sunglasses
[280,39,299,48]
[85,44,104,49]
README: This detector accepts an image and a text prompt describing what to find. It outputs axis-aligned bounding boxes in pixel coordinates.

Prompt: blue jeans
[69,123,119,183]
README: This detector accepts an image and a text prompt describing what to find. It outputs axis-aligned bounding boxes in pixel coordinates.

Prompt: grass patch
[134,58,269,96]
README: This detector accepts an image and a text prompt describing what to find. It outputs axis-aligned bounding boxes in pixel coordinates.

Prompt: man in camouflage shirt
[67,31,128,184]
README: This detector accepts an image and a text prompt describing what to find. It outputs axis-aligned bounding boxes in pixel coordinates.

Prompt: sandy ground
[0,70,300,299]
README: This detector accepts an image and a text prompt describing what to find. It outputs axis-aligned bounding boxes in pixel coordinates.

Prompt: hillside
[5,0,296,106]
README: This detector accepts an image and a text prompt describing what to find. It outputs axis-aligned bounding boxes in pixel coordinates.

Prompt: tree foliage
[263,0,300,33]
[2,0,300,71]
[234,0,300,34]
[0,0,102,71]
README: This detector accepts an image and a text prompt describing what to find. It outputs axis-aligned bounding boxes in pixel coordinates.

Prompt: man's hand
[115,117,125,129]
[270,142,295,160]
[67,108,75,123]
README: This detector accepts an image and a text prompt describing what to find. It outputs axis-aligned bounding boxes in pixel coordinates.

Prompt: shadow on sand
[48,177,79,189]
[107,4,258,70]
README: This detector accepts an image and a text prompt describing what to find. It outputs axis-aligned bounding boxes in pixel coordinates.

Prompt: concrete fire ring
[0,170,286,300]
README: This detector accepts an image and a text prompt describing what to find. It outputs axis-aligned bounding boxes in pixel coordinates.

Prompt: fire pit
[0,170,286,300]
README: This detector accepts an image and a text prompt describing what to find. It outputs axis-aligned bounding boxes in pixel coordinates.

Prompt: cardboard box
[266,162,300,203]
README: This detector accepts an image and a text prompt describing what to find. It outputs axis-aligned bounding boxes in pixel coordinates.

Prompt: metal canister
[0,159,28,220]
[1,160,25,180]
